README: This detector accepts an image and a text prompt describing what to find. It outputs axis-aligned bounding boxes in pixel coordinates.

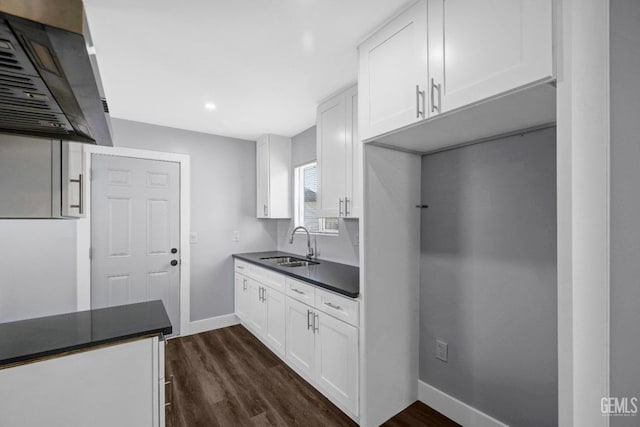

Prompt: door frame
[76,145,191,336]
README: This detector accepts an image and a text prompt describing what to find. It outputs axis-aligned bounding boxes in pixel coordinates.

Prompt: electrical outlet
[233,231,240,242]
[189,232,198,244]
[436,339,448,362]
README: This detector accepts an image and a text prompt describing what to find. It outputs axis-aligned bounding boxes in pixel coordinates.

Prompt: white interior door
[91,154,181,335]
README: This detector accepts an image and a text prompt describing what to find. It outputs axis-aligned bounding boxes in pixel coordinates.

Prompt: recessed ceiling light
[204,102,216,111]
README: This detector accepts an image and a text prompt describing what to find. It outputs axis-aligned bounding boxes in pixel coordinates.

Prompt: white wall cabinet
[234,260,359,419]
[358,0,554,142]
[256,134,291,218]
[0,336,166,427]
[427,0,553,114]
[317,85,361,218]
[358,1,428,141]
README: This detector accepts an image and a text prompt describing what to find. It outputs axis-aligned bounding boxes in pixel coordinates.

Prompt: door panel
[91,154,180,335]
[317,94,346,217]
[265,288,286,357]
[358,0,428,140]
[256,137,270,218]
[428,0,553,113]
[235,274,249,321]
[248,280,266,335]
[315,313,359,415]
[285,297,315,379]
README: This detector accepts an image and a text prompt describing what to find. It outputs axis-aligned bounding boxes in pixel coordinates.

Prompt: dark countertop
[233,251,359,298]
[0,300,172,368]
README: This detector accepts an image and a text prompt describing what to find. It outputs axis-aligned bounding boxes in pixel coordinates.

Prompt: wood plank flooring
[165,324,459,426]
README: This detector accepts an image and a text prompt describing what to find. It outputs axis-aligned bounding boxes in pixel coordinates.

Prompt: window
[294,162,339,234]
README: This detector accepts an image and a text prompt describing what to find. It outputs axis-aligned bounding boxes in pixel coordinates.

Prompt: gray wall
[275,126,359,266]
[610,0,640,421]
[111,119,278,321]
[0,220,78,322]
[420,128,557,426]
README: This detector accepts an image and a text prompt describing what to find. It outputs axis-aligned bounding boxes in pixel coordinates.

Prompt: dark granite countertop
[233,251,359,298]
[0,300,172,368]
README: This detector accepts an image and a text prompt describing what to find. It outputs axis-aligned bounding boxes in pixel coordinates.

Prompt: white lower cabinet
[285,297,316,379]
[315,312,359,415]
[264,287,286,357]
[234,261,360,419]
[0,336,165,427]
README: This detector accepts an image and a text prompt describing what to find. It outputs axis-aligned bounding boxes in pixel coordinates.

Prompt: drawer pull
[237,265,245,269]
[291,287,305,295]
[165,375,174,407]
[324,301,342,311]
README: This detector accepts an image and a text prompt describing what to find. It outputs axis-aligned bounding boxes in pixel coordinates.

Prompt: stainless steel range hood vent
[0,0,112,145]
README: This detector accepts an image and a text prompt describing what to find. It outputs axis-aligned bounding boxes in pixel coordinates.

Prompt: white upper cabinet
[428,0,553,114]
[256,134,291,218]
[358,0,554,145]
[358,1,428,141]
[317,85,361,219]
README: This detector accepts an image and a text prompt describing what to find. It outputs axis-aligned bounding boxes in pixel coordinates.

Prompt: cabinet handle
[237,265,245,270]
[291,287,305,295]
[263,204,268,217]
[307,309,313,330]
[345,197,350,216]
[243,278,247,291]
[416,85,425,118]
[69,173,83,214]
[324,301,342,311]
[260,287,266,302]
[165,375,174,408]
[431,78,441,113]
[314,313,319,333]
[339,198,344,217]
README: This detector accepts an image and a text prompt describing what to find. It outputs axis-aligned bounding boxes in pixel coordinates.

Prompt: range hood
[0,0,112,145]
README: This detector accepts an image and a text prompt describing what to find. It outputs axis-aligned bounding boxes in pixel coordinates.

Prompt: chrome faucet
[289,226,314,259]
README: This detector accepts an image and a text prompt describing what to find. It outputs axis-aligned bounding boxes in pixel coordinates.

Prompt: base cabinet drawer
[315,287,360,327]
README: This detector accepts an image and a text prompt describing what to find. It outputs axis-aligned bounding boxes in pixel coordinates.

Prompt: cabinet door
[247,280,266,335]
[315,313,359,416]
[285,297,316,380]
[264,287,286,357]
[256,136,270,218]
[317,92,346,218]
[344,86,360,218]
[234,274,249,322]
[428,0,553,114]
[358,0,428,141]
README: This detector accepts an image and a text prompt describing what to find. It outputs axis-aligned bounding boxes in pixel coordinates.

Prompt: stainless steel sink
[278,260,319,268]
[260,256,319,267]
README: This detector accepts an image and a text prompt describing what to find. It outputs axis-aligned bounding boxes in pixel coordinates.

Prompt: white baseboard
[182,313,239,336]
[418,380,508,427]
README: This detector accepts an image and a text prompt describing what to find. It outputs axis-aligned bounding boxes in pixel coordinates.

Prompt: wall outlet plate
[233,231,240,242]
[190,232,198,244]
[436,339,448,362]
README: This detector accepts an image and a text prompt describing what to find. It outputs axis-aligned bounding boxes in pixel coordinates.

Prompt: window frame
[293,161,339,236]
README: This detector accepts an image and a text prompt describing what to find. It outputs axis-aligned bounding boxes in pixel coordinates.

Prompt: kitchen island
[0,301,172,427]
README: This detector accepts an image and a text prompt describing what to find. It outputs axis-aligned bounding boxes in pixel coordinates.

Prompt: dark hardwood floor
[165,325,459,426]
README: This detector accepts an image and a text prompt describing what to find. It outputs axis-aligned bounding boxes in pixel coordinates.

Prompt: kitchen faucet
[289,226,315,259]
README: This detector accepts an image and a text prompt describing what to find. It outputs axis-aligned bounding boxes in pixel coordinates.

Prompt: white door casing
[91,154,181,335]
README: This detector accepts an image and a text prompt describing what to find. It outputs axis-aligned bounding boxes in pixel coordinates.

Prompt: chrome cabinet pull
[416,85,425,118]
[242,278,247,291]
[345,197,350,216]
[291,287,305,295]
[314,313,319,333]
[324,301,342,311]
[165,375,174,408]
[339,198,344,216]
[307,309,313,330]
[431,78,441,113]
[69,173,83,214]
[263,204,268,216]
[237,265,245,270]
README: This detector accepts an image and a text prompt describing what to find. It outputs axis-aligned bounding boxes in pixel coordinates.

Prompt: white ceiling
[84,0,412,141]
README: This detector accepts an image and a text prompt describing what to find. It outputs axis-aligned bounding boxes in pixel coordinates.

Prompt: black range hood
[0,0,112,145]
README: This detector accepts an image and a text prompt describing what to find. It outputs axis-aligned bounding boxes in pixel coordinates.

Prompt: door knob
[171,248,178,254]
[170,260,178,266]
